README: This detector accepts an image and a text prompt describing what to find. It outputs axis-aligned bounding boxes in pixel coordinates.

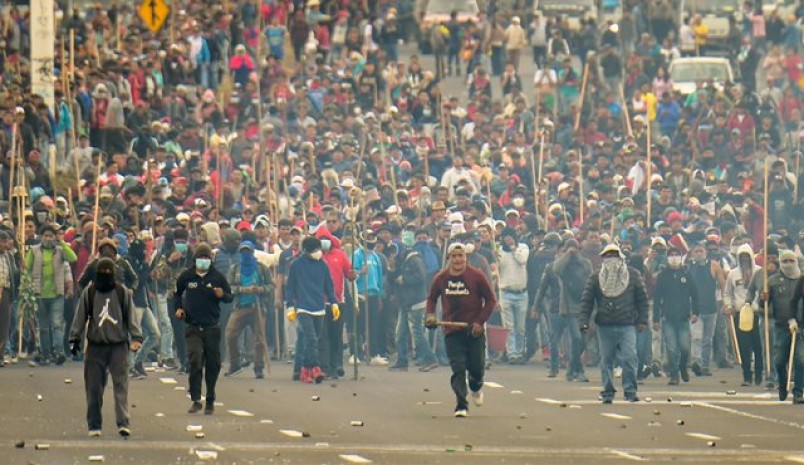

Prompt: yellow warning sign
[138,0,170,34]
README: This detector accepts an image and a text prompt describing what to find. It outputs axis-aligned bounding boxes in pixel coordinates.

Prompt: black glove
[70,340,81,356]
[580,324,590,335]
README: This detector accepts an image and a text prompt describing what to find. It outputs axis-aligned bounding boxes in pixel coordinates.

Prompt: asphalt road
[3,355,804,465]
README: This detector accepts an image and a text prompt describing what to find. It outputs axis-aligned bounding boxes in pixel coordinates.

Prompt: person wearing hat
[69,257,141,437]
[173,242,233,414]
[425,242,497,417]
[78,238,139,292]
[497,227,530,364]
[580,243,649,403]
[653,247,700,385]
[285,237,339,384]
[534,239,592,381]
[25,224,78,365]
[352,230,388,365]
[224,241,273,379]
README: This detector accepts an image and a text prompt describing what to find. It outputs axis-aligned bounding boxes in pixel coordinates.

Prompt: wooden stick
[787,329,797,393]
[620,84,633,137]
[379,130,399,207]
[794,152,800,202]
[533,134,544,220]
[573,62,589,132]
[91,157,103,255]
[646,116,652,224]
[763,156,770,377]
[436,321,468,328]
[579,150,584,225]
[728,314,742,365]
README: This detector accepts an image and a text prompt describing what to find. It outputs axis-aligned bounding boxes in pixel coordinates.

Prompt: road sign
[138,0,170,34]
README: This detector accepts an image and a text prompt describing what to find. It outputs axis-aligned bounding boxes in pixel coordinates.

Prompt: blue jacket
[657,101,681,131]
[352,248,383,296]
[285,254,336,312]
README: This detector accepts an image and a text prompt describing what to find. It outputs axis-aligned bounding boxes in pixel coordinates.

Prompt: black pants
[736,315,763,382]
[361,295,386,358]
[318,303,345,376]
[186,324,221,403]
[84,342,129,430]
[445,331,486,411]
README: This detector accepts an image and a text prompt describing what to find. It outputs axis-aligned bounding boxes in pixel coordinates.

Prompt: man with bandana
[69,257,141,437]
[760,250,804,403]
[745,243,781,389]
[580,243,649,403]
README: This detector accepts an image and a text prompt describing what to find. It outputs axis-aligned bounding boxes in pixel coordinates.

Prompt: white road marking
[485,381,504,388]
[227,410,254,417]
[609,449,647,461]
[194,450,217,460]
[685,433,722,441]
[695,402,804,431]
[339,454,373,463]
[785,456,804,464]
[205,442,226,451]
[601,413,633,420]
[279,429,304,438]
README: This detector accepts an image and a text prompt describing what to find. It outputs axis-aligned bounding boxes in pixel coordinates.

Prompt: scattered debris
[311,396,320,401]
[648,421,662,427]
[155,413,164,417]
[195,433,205,439]
[464,444,473,452]
[423,388,430,392]
[519,413,528,419]
[186,425,203,432]
[34,444,50,450]
[259,419,274,424]
[568,405,582,409]
[726,390,737,396]
[227,410,254,417]
[159,378,178,385]
[14,440,24,448]
[559,402,568,408]
[195,450,218,460]
[644,397,653,403]
[707,441,716,447]
[653,410,661,416]
[279,430,304,438]
[315,442,329,447]
[676,420,685,426]
[339,454,373,463]
[740,444,755,449]
[417,401,442,405]
[510,390,523,395]
[545,426,552,432]
[601,413,632,420]
[350,421,364,427]
[88,455,105,462]
[36,394,43,402]
[249,388,255,393]
[719,380,727,384]
[174,386,186,391]
[619,424,627,429]
[64,378,72,384]
[666,397,673,403]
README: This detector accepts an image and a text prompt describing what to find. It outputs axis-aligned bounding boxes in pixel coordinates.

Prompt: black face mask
[366,243,376,250]
[96,270,115,292]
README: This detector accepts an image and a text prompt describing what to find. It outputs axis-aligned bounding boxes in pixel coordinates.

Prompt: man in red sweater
[426,243,497,418]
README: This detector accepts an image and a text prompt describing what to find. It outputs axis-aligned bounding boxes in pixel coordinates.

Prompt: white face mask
[668,256,683,268]
[310,250,323,260]
[512,197,525,208]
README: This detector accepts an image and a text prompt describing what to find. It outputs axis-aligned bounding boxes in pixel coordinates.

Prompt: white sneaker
[348,355,361,366]
[471,390,484,407]
[454,409,468,418]
[371,356,389,366]
[88,430,102,437]
[614,367,623,379]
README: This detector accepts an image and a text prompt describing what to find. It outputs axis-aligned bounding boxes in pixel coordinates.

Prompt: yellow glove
[332,303,340,321]
[286,307,297,322]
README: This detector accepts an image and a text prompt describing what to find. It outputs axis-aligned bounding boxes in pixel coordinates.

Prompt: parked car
[668,57,735,95]
[533,0,597,32]
[679,0,739,51]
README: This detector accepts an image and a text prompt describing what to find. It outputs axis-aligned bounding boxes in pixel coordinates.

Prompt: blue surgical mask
[196,258,211,271]
[401,231,415,247]
[321,239,332,251]
[175,242,188,253]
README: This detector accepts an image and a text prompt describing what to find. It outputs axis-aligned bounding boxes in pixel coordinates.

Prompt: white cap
[447,211,464,224]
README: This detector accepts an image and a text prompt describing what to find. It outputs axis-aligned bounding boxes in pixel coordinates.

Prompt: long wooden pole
[579,150,584,226]
[728,314,742,365]
[646,117,652,224]
[763,157,771,376]
[787,331,797,393]
[573,62,589,132]
[794,152,800,202]
[91,157,103,255]
[620,84,633,137]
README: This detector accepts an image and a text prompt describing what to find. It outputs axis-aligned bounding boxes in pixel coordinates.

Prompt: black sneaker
[690,361,702,377]
[547,369,558,378]
[602,397,613,404]
[780,388,789,402]
[134,362,148,379]
[224,364,243,377]
[680,368,690,383]
[55,354,67,366]
[668,377,680,386]
[625,395,640,403]
[388,364,408,371]
[700,369,712,377]
[336,368,345,377]
[255,369,264,379]
[162,358,178,370]
[188,401,203,414]
[793,394,804,404]
[651,361,662,378]
[204,402,214,415]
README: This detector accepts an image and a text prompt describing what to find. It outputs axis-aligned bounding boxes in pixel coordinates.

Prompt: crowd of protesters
[0,0,803,404]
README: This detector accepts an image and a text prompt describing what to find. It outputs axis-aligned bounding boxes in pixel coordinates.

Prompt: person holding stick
[745,243,781,389]
[425,243,497,418]
[725,244,764,387]
[790,266,804,404]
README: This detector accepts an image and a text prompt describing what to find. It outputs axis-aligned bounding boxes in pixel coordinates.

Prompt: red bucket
[486,325,510,353]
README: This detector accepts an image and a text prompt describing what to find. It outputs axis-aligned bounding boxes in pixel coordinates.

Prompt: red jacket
[316,227,353,302]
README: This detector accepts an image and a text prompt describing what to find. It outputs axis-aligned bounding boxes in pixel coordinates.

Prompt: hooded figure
[200,222,222,247]
[725,244,765,385]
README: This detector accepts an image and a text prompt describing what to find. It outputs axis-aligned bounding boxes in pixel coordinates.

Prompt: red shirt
[426,265,497,335]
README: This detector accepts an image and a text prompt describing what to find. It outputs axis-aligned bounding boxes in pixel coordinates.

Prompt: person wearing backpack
[534,239,592,381]
[69,258,142,438]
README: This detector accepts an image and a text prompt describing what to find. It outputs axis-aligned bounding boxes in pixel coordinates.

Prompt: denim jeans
[549,313,584,376]
[597,325,638,399]
[501,290,528,359]
[297,313,323,369]
[692,313,717,369]
[395,306,437,366]
[132,306,161,365]
[662,320,691,379]
[155,294,174,360]
[38,297,65,358]
[773,326,804,395]
[637,324,654,373]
